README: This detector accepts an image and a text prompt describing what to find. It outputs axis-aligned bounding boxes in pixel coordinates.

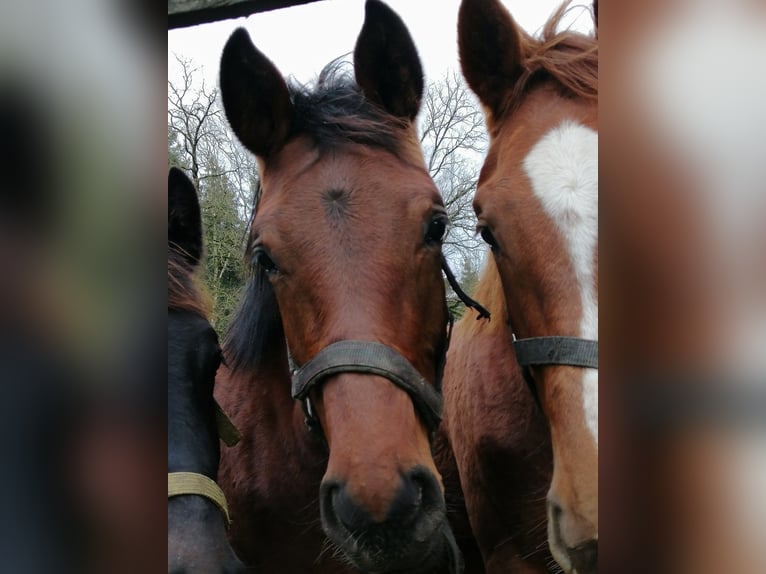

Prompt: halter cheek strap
[214,401,242,447]
[291,341,444,433]
[513,336,599,370]
[512,334,599,409]
[168,471,232,528]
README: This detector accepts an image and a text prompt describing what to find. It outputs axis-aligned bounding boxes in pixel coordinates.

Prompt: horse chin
[330,522,463,574]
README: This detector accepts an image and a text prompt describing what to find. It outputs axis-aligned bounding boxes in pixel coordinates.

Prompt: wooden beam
[169,0,327,29]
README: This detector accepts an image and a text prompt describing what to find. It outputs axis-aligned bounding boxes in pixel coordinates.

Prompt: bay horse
[215,1,473,572]
[168,167,246,573]
[448,1,598,572]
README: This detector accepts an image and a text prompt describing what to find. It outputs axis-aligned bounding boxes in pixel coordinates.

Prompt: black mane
[223,265,284,373]
[287,61,407,154]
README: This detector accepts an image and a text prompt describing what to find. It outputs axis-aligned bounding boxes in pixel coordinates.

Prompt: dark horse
[215,1,467,572]
[168,167,245,573]
[448,1,598,572]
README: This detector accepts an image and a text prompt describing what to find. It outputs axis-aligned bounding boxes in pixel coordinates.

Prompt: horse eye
[425,216,448,246]
[253,248,278,273]
[479,226,499,250]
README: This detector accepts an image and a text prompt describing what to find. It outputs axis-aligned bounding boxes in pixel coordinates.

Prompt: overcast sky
[168,0,594,90]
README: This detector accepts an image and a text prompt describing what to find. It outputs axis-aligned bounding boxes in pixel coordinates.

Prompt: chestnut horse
[215,1,471,572]
[168,167,245,573]
[447,1,598,572]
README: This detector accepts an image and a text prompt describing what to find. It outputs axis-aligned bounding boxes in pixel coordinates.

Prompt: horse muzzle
[319,466,463,573]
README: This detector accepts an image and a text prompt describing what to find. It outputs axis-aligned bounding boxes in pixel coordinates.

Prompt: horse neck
[168,388,221,478]
[446,259,539,428]
[462,257,509,342]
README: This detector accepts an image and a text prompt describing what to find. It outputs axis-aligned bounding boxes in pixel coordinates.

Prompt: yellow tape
[215,401,242,447]
[168,472,231,528]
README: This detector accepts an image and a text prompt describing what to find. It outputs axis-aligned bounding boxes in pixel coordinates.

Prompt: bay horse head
[167,168,245,573]
[458,0,598,572]
[219,1,461,572]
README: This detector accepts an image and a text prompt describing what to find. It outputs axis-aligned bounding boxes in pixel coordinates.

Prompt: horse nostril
[389,467,444,527]
[327,482,375,533]
[568,539,598,573]
[319,469,443,537]
[547,498,563,522]
[386,471,424,526]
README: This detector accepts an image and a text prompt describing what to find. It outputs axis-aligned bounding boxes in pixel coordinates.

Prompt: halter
[214,401,242,447]
[289,256,487,441]
[511,330,599,409]
[167,401,241,528]
[168,472,231,528]
[292,340,446,437]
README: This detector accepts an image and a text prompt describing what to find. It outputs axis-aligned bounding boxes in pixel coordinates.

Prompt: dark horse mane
[224,60,412,373]
[224,264,283,373]
[505,1,598,117]
[288,60,409,155]
[168,248,210,318]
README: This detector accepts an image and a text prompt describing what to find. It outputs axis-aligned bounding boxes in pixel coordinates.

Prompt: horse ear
[353,0,424,121]
[168,167,203,266]
[593,0,598,35]
[219,28,293,158]
[458,0,523,116]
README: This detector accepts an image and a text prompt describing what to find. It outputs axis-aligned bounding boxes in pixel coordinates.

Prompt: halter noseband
[512,331,599,409]
[292,340,446,436]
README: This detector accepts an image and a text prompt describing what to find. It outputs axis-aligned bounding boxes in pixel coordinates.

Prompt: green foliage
[198,154,248,330]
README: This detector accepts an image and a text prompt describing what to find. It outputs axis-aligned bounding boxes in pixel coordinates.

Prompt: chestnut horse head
[458,0,598,571]
[167,168,244,573]
[219,1,461,571]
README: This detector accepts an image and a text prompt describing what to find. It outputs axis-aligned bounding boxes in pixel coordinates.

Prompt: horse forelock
[503,1,598,120]
[286,60,416,160]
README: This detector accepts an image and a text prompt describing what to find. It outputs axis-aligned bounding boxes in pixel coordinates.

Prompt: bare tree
[215,119,260,224]
[419,70,489,288]
[167,54,232,189]
[168,57,260,328]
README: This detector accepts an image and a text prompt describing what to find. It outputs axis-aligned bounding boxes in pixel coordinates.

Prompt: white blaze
[523,121,599,446]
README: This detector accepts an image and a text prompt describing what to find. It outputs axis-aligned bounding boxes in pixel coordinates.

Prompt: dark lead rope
[441,255,491,320]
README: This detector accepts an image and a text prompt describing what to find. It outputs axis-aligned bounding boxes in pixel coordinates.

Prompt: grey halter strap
[513,336,599,370]
[291,340,444,434]
[512,334,599,409]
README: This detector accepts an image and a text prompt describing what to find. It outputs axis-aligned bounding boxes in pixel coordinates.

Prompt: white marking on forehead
[523,121,598,446]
